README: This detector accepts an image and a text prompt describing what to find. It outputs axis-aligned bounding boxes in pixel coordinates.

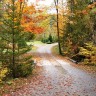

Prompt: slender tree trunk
[12,29,15,78]
[61,0,66,52]
[12,0,16,78]
[54,0,62,54]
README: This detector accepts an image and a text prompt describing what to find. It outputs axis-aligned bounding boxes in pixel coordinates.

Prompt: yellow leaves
[23,5,36,15]
[0,21,3,25]
[4,0,12,4]
[14,26,18,28]
[58,14,67,32]
[79,43,96,62]
[0,68,8,83]
[79,47,90,56]
[23,8,28,13]
[14,18,17,22]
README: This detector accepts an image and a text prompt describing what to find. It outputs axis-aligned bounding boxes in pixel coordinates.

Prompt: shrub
[15,62,33,77]
[0,68,8,83]
[78,42,96,65]
[48,34,53,43]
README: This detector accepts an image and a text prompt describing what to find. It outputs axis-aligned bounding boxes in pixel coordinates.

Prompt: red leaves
[18,0,24,2]
[23,24,44,34]
[23,16,32,23]
[33,27,44,34]
[21,5,45,34]
[21,15,44,33]
[82,10,88,15]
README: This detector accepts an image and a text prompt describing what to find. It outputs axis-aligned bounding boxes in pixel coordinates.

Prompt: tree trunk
[12,0,16,78]
[54,0,62,54]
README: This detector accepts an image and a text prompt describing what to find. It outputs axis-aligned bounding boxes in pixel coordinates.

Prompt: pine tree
[0,0,33,78]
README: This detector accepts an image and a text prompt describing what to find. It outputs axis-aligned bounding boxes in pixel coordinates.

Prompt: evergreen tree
[0,0,33,78]
[48,34,53,43]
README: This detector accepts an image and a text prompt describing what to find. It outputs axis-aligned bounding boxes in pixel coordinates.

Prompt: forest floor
[1,43,96,96]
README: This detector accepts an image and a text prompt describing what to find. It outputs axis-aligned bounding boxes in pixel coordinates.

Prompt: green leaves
[0,0,34,78]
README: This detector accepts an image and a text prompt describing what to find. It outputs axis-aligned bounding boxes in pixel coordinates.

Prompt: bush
[18,39,27,48]
[0,68,8,83]
[41,34,54,44]
[48,34,53,43]
[41,38,48,43]
[46,41,52,44]
[15,62,33,77]
[71,55,86,63]
[78,42,96,65]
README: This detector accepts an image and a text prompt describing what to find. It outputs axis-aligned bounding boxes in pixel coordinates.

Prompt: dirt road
[12,43,96,96]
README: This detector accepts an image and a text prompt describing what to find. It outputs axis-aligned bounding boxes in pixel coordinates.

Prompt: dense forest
[0,0,46,82]
[0,0,96,92]
[54,0,96,64]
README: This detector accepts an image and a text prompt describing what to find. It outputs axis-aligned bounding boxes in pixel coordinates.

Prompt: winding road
[12,43,96,96]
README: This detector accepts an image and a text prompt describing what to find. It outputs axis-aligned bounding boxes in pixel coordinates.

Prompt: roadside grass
[32,41,44,45]
[27,41,44,53]
[27,41,44,45]
[51,45,59,55]
[31,46,38,52]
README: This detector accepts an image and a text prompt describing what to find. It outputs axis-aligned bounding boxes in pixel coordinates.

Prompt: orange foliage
[33,27,44,34]
[18,0,24,2]
[86,2,96,12]
[4,0,44,34]
[21,5,45,34]
[23,5,36,14]
[82,10,88,15]
[76,2,96,16]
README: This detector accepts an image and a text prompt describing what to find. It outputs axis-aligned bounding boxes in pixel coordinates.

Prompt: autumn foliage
[0,0,46,80]
[20,5,45,34]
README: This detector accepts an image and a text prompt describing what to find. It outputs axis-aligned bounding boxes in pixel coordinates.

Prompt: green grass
[31,46,38,52]
[27,41,44,45]
[51,45,59,55]
[33,41,44,44]
[27,41,44,52]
